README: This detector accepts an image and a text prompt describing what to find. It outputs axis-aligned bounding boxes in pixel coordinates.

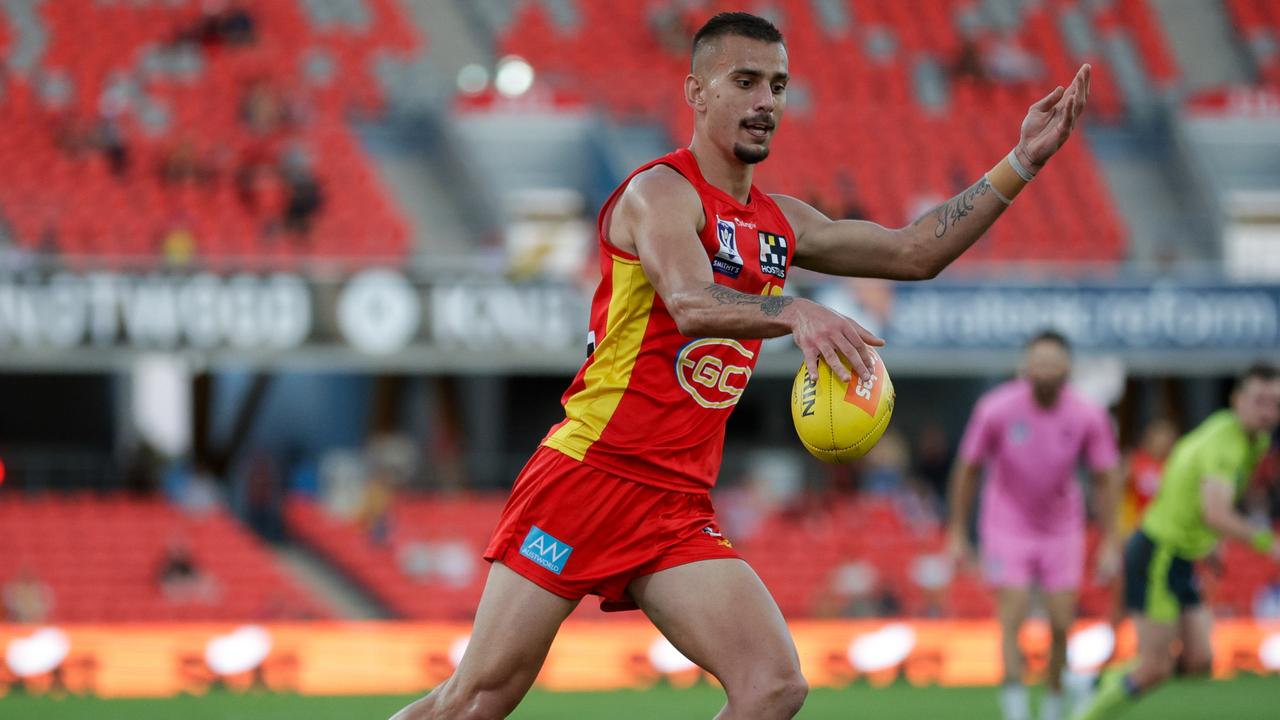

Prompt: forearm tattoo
[706,283,793,317]
[913,177,993,239]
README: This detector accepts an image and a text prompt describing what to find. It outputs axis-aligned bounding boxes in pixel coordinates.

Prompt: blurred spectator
[911,554,955,618]
[320,449,366,518]
[398,540,477,588]
[358,470,394,545]
[160,223,197,267]
[164,462,223,514]
[895,475,943,534]
[241,80,280,134]
[875,586,903,617]
[1254,573,1280,619]
[358,435,414,545]
[1120,417,1178,533]
[98,119,129,176]
[123,439,164,495]
[279,148,324,237]
[96,82,132,176]
[234,148,281,213]
[174,1,257,48]
[733,449,805,520]
[913,422,953,502]
[156,537,220,604]
[158,137,217,186]
[860,430,909,495]
[3,565,54,623]
[240,78,293,136]
[817,560,881,618]
[951,37,986,83]
[984,32,1044,85]
[649,0,706,55]
[238,449,284,542]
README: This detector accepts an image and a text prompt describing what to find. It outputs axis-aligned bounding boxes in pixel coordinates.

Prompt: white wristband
[986,175,1013,205]
[1007,149,1036,182]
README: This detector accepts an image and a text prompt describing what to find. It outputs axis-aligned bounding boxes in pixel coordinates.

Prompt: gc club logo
[675,338,755,409]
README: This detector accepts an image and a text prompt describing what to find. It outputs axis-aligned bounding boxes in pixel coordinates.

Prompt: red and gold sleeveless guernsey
[542,148,795,493]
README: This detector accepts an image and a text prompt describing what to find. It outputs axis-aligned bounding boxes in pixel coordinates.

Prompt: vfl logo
[712,217,743,279]
[519,526,574,575]
[843,351,885,416]
[676,338,755,410]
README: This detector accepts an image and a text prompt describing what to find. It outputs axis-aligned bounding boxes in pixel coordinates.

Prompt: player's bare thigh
[627,558,807,716]
[390,562,577,720]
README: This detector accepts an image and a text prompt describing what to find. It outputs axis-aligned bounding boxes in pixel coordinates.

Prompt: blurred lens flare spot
[5,627,70,677]
[848,623,916,672]
[205,625,273,676]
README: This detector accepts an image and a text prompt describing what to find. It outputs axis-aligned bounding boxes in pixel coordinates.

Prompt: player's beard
[733,142,769,164]
[1031,380,1064,408]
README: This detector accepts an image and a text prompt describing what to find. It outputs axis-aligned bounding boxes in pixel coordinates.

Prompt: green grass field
[5,676,1278,719]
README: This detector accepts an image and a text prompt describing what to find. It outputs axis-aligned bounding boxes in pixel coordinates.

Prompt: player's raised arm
[613,166,883,382]
[780,64,1091,280]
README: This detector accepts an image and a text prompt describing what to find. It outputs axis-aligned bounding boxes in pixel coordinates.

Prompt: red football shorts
[484,446,740,611]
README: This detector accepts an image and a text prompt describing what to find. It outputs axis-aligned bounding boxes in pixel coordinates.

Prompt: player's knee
[788,672,810,708]
[770,671,809,716]
[732,668,807,716]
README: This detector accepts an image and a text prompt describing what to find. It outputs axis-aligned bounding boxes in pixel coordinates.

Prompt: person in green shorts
[1073,363,1280,720]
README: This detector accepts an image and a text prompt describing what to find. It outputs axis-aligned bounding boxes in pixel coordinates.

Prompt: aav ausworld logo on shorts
[519,526,574,575]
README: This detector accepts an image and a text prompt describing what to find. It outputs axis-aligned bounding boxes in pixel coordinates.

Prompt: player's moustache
[740,114,775,130]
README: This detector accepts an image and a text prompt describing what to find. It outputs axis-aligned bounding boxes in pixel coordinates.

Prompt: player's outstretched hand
[1016,64,1091,171]
[790,299,884,384]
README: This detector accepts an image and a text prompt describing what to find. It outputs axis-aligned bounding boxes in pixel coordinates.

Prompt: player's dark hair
[691,12,784,70]
[1026,329,1071,354]
[1236,362,1279,391]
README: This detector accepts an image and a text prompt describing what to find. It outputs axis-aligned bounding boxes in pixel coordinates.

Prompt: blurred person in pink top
[947,330,1123,720]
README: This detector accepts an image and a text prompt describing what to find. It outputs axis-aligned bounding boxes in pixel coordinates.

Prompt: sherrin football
[790,350,895,463]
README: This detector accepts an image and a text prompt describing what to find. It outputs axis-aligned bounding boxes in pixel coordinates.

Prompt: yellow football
[790,350,895,463]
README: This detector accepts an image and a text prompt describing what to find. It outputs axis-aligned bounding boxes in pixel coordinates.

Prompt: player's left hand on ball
[790,299,884,384]
[1016,64,1090,170]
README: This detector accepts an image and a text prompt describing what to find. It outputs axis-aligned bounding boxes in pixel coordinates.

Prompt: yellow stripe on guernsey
[545,256,655,460]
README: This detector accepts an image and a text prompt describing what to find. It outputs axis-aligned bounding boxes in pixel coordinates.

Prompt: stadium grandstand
[0,1,1279,717]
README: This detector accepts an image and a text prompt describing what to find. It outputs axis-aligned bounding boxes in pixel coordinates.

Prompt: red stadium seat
[0,494,331,622]
[0,0,422,268]
[481,0,1251,265]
